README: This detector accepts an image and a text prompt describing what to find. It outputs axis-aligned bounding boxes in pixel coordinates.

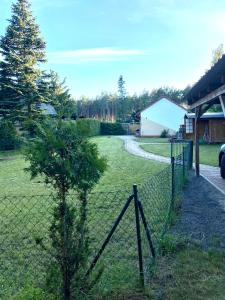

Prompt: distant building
[39,103,56,116]
[184,112,225,143]
[140,97,187,137]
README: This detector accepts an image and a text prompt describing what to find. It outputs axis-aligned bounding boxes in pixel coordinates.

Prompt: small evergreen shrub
[25,119,107,299]
[100,122,126,135]
[0,120,21,150]
[76,119,101,136]
[160,129,169,138]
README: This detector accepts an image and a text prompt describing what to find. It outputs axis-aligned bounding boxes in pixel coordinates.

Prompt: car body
[219,144,225,178]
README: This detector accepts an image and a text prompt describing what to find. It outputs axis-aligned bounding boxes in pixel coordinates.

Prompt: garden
[0,128,171,299]
[1,0,225,298]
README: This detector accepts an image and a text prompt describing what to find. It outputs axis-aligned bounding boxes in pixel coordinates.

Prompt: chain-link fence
[0,140,193,298]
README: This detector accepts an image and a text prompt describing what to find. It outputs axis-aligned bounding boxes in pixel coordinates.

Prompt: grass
[0,137,164,196]
[135,137,169,143]
[141,143,171,158]
[91,136,164,191]
[1,136,219,299]
[149,241,225,299]
[140,143,222,167]
[0,136,167,298]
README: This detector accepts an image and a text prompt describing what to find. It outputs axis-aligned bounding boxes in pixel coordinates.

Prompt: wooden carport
[186,55,225,176]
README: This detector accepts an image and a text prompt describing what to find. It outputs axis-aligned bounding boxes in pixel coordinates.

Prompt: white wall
[141,118,176,136]
[140,98,186,136]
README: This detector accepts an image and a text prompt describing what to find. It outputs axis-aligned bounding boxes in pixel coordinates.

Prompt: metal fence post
[170,140,173,163]
[137,201,156,259]
[171,157,175,210]
[133,184,144,288]
[189,140,193,170]
[182,146,185,181]
[85,194,134,278]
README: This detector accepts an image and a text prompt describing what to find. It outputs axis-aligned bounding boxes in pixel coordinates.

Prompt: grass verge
[149,238,225,300]
[135,137,169,143]
[140,143,222,167]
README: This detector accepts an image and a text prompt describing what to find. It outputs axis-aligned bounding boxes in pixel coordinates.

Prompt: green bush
[25,119,107,299]
[0,120,21,150]
[11,286,54,300]
[160,129,169,138]
[100,122,126,135]
[76,118,101,137]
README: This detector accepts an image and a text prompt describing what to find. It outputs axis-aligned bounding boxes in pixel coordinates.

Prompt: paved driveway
[200,164,225,196]
[119,135,225,195]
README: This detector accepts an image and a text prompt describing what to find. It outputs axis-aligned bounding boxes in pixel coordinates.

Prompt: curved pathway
[119,135,170,164]
[119,135,225,196]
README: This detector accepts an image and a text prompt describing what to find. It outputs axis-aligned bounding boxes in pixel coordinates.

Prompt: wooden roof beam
[219,95,225,116]
[190,84,225,109]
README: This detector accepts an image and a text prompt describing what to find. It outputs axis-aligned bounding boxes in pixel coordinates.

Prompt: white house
[39,103,57,115]
[140,97,187,137]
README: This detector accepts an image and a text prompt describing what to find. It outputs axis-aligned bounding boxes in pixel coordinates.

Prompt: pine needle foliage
[25,119,107,299]
[0,0,46,122]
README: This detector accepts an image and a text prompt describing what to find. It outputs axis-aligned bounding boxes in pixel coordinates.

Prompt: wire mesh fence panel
[0,194,56,298]
[138,166,172,246]
[0,139,193,298]
[88,197,140,294]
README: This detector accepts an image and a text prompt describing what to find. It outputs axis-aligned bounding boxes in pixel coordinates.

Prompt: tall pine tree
[0,0,46,122]
[117,75,127,121]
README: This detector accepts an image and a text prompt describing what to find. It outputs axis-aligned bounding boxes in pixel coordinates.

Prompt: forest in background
[75,84,191,123]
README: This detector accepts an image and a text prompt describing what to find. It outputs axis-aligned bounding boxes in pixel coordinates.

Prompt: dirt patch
[173,172,225,250]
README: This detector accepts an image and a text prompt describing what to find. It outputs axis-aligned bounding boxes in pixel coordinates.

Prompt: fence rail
[0,140,193,298]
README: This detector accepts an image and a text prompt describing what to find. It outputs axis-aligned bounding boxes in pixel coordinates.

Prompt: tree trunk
[59,186,71,300]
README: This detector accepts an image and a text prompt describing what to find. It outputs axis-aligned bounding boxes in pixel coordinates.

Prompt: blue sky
[1,0,225,98]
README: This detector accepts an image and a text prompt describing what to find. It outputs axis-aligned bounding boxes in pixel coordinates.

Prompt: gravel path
[173,173,225,250]
[119,135,170,164]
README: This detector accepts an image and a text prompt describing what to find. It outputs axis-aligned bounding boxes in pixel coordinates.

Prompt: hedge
[76,119,101,137]
[75,119,126,136]
[100,122,126,135]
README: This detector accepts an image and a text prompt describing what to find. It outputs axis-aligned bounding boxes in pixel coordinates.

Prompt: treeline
[76,86,191,123]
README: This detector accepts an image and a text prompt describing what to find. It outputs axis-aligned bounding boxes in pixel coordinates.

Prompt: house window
[185,118,193,133]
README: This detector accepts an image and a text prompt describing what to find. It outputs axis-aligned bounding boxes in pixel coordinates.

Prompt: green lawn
[135,137,169,143]
[0,137,164,196]
[0,136,167,298]
[140,143,221,167]
[1,136,220,299]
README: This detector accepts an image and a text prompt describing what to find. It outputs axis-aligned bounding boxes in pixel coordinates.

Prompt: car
[219,144,225,179]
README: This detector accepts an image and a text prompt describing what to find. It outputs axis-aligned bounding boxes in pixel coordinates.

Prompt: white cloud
[47,47,147,64]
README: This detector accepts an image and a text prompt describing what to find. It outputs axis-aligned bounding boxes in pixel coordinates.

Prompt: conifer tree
[0,0,46,122]
[44,71,77,118]
[118,75,126,100]
[117,75,127,121]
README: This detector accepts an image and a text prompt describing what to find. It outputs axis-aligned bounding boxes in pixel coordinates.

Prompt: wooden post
[219,95,225,116]
[195,107,200,176]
